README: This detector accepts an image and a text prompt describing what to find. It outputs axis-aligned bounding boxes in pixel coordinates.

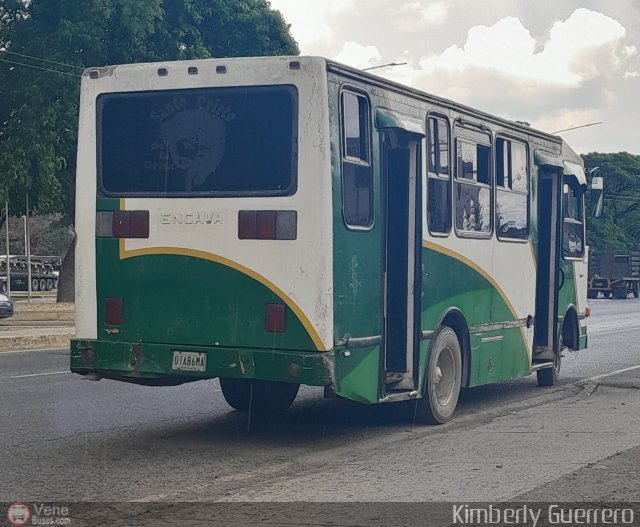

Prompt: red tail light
[105,298,123,325]
[238,210,297,240]
[265,304,286,333]
[96,211,149,238]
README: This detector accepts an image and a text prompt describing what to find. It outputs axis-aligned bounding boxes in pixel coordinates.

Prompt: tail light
[96,211,149,238]
[238,210,297,240]
[105,298,123,325]
[265,304,286,333]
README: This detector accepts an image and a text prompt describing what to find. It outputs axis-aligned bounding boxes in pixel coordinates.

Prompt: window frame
[339,87,374,231]
[562,180,586,260]
[96,84,299,198]
[426,113,452,237]
[453,127,493,239]
[495,134,530,243]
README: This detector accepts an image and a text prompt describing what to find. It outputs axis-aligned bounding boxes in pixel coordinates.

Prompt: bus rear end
[71,57,334,404]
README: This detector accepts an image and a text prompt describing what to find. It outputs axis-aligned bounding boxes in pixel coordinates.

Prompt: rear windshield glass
[98,85,298,197]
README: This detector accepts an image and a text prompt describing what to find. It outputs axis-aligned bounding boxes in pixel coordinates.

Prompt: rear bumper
[70,339,334,387]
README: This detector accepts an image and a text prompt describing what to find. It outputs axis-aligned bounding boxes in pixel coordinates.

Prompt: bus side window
[563,182,585,258]
[496,138,529,240]
[454,136,492,235]
[427,116,451,235]
[341,91,373,229]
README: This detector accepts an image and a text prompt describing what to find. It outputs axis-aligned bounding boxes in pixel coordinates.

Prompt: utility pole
[4,201,9,298]
[25,194,31,304]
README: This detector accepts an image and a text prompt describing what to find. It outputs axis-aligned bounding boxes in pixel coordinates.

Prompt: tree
[0,0,299,299]
[582,152,640,252]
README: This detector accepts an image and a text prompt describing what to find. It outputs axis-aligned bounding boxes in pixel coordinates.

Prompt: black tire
[220,378,299,412]
[46,278,54,291]
[39,278,46,291]
[605,291,613,298]
[32,278,39,291]
[0,281,6,293]
[537,332,563,387]
[634,286,639,299]
[614,287,628,299]
[414,327,462,424]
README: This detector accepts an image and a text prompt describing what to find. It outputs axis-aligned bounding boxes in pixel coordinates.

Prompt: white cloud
[268,0,353,48]
[418,9,628,86]
[334,41,381,69]
[623,70,639,79]
[393,1,448,32]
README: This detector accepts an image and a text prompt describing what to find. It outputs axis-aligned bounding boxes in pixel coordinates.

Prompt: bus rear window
[97,85,298,197]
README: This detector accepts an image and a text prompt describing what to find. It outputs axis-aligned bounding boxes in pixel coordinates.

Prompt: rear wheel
[46,278,54,291]
[39,278,46,291]
[537,332,563,387]
[0,281,6,293]
[634,284,639,298]
[32,278,39,291]
[220,378,299,412]
[414,327,462,425]
[614,286,628,299]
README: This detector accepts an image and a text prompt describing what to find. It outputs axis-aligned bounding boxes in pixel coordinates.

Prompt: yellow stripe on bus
[119,245,327,352]
[423,239,531,362]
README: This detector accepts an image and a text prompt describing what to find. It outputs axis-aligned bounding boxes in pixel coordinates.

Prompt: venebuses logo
[6,502,31,526]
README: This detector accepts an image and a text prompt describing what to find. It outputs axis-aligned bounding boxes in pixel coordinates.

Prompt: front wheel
[220,378,299,412]
[414,327,462,425]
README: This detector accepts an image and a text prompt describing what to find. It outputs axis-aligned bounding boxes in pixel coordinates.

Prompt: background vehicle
[71,56,593,424]
[588,250,640,299]
[0,292,14,319]
[0,256,60,293]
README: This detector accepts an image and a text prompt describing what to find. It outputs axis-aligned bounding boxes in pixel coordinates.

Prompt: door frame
[379,128,423,391]
[534,166,562,359]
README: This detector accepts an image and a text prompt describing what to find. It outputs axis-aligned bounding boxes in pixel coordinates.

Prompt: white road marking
[0,347,69,355]
[583,364,640,383]
[10,370,70,379]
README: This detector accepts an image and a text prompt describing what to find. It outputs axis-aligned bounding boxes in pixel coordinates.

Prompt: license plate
[171,351,207,372]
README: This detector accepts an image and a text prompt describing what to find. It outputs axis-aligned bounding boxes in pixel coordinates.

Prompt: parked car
[0,293,14,319]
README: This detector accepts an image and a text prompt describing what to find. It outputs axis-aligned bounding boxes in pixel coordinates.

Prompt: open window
[563,180,585,259]
[496,137,529,241]
[341,90,373,229]
[427,115,451,235]
[454,130,492,236]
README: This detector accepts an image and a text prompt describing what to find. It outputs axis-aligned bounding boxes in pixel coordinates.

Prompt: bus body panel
[73,56,589,410]
[74,58,334,383]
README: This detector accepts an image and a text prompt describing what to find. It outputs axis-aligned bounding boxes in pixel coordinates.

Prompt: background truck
[0,256,60,293]
[588,250,640,299]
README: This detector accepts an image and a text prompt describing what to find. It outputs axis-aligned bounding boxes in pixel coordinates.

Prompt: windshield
[97,85,298,197]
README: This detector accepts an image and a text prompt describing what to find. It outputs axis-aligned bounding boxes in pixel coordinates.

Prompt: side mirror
[590,175,604,217]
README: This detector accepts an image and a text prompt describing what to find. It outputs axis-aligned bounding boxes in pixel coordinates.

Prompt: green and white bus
[71,56,593,424]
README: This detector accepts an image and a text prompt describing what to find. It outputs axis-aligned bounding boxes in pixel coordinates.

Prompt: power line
[0,57,81,78]
[0,49,84,70]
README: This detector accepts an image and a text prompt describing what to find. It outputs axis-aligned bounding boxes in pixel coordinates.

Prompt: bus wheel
[220,378,299,412]
[414,327,462,425]
[537,332,563,387]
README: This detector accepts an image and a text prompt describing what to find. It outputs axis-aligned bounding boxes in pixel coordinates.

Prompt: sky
[268,0,640,155]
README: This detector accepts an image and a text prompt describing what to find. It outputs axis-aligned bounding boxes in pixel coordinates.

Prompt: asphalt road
[0,297,638,503]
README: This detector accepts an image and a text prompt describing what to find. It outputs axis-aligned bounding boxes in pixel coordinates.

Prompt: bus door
[380,127,423,392]
[534,165,562,360]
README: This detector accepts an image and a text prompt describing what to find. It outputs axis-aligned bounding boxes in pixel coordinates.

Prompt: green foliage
[582,152,640,251]
[0,0,299,224]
